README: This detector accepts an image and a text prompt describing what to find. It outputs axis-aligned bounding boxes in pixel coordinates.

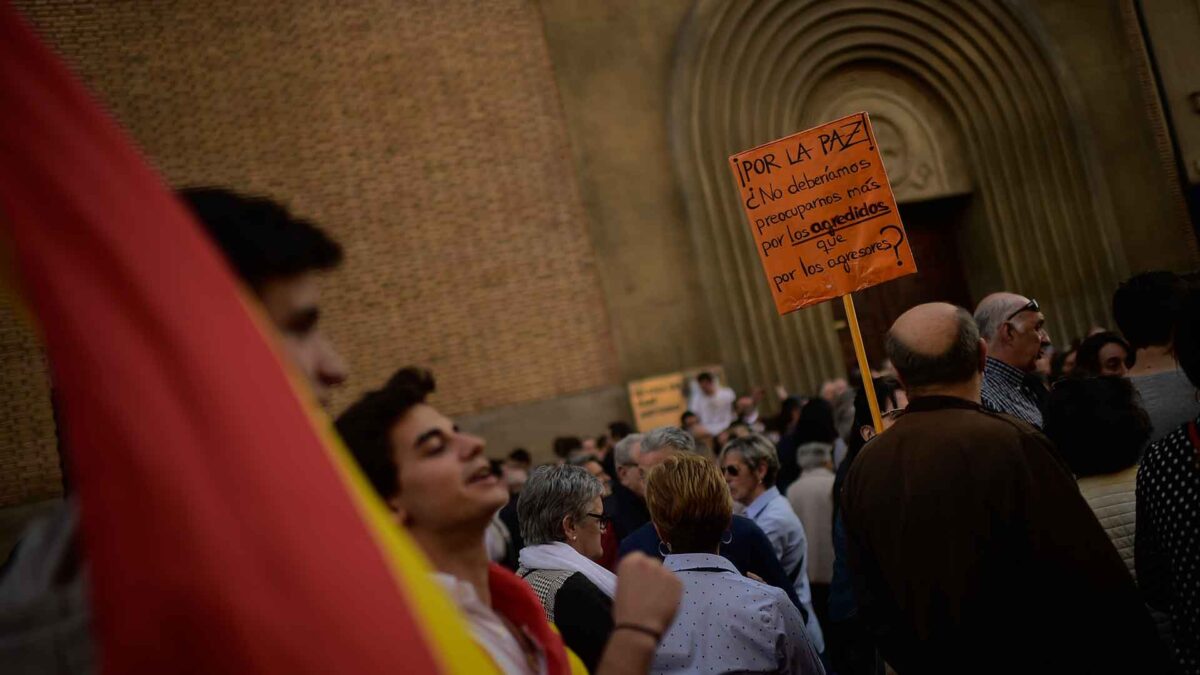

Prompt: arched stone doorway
[807,64,975,371]
[670,0,1129,393]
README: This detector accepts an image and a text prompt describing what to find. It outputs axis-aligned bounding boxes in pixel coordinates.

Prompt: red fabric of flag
[0,4,488,672]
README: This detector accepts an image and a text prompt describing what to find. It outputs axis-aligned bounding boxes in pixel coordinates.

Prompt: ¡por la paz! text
[732,117,872,190]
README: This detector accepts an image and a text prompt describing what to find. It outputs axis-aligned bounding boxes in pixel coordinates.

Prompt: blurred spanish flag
[0,4,496,673]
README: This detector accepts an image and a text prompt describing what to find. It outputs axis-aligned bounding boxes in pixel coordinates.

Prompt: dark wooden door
[831,195,974,375]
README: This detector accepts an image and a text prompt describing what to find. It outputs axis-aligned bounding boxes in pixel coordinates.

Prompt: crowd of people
[474,274,1200,674]
[4,187,1199,675]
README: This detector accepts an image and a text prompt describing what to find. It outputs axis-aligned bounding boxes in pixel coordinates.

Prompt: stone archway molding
[669,0,1126,394]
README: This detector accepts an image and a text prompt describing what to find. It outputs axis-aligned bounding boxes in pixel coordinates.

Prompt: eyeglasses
[583,512,611,532]
[722,465,741,477]
[1004,298,1039,322]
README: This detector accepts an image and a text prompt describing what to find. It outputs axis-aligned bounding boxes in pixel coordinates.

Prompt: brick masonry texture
[2,0,618,506]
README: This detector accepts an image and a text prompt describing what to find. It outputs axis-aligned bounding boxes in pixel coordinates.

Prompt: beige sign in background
[627,372,687,432]
[628,365,729,432]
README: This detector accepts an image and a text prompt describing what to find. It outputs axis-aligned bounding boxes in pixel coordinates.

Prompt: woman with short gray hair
[517,465,615,671]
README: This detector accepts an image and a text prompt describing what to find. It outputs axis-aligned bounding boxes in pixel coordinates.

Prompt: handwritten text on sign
[729,112,917,315]
[627,372,686,433]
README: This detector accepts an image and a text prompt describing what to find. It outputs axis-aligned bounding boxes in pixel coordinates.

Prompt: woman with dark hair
[827,377,906,675]
[765,396,804,444]
[1043,376,1151,577]
[1138,285,1200,673]
[777,398,844,492]
[1073,331,1134,377]
[1050,343,1078,382]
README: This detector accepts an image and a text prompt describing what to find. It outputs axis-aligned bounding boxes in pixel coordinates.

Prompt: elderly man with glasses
[973,293,1052,427]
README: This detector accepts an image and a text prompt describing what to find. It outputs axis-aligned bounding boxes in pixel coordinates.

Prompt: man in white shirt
[689,372,737,435]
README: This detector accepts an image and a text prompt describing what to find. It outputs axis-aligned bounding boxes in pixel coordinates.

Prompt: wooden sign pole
[842,293,883,433]
[728,113,916,436]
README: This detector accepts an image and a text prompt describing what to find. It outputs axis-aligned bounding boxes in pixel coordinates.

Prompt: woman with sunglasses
[517,465,616,672]
[719,434,825,657]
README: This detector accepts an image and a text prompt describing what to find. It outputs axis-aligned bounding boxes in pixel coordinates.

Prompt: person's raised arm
[594,552,681,675]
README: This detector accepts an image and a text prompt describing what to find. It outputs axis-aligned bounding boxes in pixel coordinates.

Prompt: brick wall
[2,0,618,506]
[0,300,61,505]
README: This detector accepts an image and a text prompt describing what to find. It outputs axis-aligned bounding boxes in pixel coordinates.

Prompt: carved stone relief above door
[670,0,1128,394]
[804,65,972,204]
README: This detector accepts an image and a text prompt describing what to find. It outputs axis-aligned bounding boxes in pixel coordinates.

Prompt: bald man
[842,303,1170,674]
[973,292,1051,427]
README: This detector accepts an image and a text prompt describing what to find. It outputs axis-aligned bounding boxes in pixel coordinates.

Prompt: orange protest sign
[729,112,917,315]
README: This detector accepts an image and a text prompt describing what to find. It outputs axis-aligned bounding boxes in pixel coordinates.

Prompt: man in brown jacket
[843,302,1170,674]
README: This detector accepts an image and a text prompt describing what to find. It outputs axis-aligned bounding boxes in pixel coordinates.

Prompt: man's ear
[387,494,409,527]
[859,425,876,442]
[998,321,1014,346]
[978,338,989,372]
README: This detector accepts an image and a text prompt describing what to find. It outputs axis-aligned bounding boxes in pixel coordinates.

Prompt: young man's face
[387,403,509,532]
[258,272,348,408]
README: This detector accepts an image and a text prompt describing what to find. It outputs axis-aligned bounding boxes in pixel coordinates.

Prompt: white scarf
[518,541,617,599]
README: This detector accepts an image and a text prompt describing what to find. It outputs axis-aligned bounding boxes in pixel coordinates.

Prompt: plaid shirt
[980,356,1044,428]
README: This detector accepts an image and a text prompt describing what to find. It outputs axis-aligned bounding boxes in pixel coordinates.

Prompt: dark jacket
[496,492,523,570]
[843,395,1171,674]
[604,481,649,543]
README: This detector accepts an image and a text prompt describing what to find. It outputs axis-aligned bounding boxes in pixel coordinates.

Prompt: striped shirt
[980,356,1044,428]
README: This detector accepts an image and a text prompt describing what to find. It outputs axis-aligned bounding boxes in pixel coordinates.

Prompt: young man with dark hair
[844,303,1170,674]
[1113,270,1198,442]
[178,187,348,408]
[337,368,681,675]
[1,187,351,672]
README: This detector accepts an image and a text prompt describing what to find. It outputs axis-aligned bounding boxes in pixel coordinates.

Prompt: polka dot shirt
[651,553,823,674]
[1137,416,1200,673]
